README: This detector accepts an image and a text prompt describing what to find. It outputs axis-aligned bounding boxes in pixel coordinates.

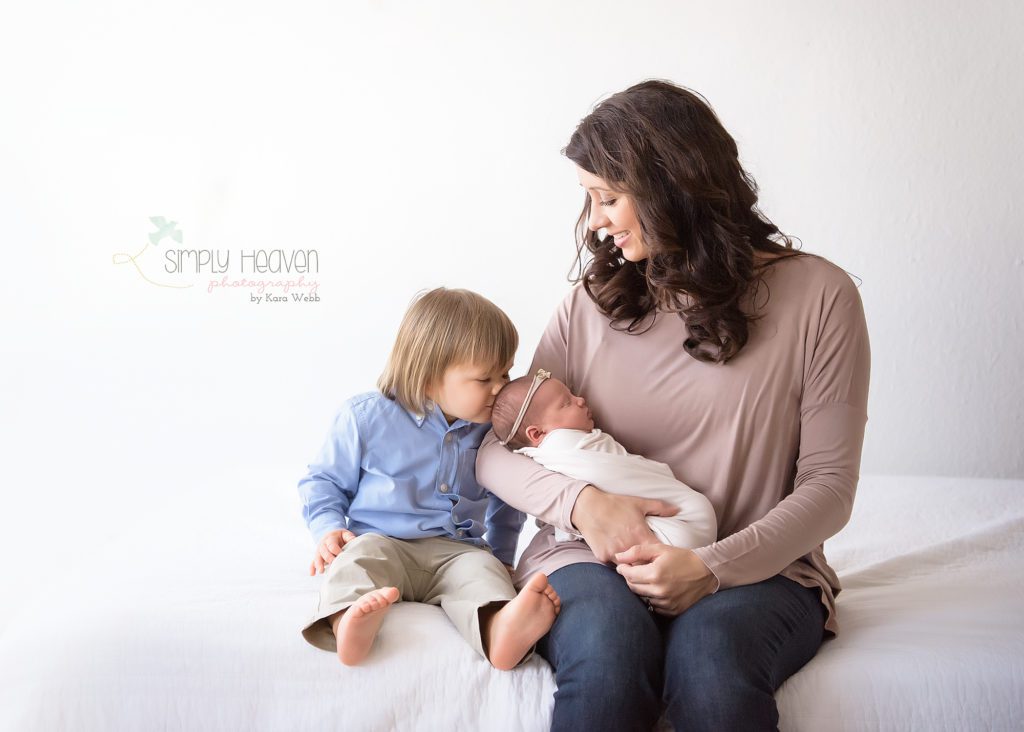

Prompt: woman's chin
[619,245,649,263]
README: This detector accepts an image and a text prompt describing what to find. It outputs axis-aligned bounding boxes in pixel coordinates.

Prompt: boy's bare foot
[331,587,400,666]
[484,573,561,670]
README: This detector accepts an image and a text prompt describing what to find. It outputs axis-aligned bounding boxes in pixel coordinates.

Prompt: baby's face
[529,379,595,435]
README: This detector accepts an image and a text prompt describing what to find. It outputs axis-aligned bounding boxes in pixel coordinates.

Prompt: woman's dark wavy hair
[564,79,805,363]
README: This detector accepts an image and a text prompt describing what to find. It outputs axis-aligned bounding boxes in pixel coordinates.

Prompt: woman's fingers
[615,543,663,565]
[641,498,680,517]
[571,487,663,561]
[623,578,656,597]
[623,579,674,616]
[618,561,657,586]
[651,600,675,616]
[341,530,356,545]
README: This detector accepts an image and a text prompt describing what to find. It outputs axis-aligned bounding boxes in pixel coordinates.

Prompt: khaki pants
[301,533,518,661]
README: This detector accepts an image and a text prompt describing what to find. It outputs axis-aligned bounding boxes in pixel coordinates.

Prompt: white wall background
[1,0,1021,630]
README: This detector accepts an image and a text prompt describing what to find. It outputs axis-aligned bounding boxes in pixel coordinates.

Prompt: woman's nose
[588,207,609,232]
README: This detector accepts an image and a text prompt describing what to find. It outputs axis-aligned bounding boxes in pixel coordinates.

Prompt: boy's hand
[309,529,357,576]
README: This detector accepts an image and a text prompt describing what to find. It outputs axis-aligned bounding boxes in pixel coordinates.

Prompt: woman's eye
[599,198,617,207]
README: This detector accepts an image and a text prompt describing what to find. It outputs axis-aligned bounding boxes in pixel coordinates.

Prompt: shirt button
[440,483,449,493]
[444,434,452,443]
[456,529,466,537]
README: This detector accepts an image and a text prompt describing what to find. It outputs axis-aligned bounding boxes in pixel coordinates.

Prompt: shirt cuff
[690,546,722,594]
[488,532,518,566]
[560,480,591,534]
[309,511,347,544]
[492,545,515,567]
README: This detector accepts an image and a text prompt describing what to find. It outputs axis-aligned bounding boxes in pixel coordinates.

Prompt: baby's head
[492,371,594,450]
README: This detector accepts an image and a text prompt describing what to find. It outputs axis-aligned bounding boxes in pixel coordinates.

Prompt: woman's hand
[570,485,680,563]
[308,529,357,575]
[615,544,718,616]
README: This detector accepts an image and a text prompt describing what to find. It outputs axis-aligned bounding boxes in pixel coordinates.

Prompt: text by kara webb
[163,248,321,296]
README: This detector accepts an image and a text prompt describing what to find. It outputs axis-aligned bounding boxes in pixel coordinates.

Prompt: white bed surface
[0,475,1021,731]
[778,476,1024,731]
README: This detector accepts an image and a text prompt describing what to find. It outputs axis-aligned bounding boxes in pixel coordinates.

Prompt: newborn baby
[491,369,717,547]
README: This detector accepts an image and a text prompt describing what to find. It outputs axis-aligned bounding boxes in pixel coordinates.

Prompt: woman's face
[575,165,649,262]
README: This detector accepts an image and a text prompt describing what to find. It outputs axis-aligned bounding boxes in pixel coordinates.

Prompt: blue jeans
[537,563,826,732]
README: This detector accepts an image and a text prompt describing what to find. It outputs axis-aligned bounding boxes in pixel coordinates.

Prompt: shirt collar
[401,400,468,432]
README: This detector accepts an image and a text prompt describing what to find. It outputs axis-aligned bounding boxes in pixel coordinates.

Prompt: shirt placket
[437,427,467,538]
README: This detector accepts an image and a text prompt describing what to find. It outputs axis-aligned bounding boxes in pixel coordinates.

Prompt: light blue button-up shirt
[298,391,524,565]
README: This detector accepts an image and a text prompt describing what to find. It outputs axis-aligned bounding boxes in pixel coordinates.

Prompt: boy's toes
[523,572,550,593]
[382,586,400,602]
[351,587,400,616]
[368,587,399,611]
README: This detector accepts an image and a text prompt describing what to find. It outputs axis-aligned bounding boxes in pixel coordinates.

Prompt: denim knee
[662,577,825,732]
[541,563,664,732]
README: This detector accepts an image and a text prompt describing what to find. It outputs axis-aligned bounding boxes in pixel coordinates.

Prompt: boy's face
[527,379,594,438]
[430,361,512,425]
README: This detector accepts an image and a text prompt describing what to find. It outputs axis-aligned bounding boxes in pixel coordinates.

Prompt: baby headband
[498,368,551,446]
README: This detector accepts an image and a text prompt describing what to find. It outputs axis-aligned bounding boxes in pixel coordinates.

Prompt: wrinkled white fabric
[0,476,1021,731]
[515,428,717,547]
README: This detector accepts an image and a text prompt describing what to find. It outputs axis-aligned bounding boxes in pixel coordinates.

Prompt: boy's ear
[524,425,545,446]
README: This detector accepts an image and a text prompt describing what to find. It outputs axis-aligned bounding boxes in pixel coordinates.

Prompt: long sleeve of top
[476,254,870,634]
[299,391,524,565]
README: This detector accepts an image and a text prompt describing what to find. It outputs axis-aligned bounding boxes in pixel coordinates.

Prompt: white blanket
[0,475,1021,731]
[516,429,717,548]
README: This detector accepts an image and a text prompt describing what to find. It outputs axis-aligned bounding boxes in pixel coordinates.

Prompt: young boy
[299,289,560,668]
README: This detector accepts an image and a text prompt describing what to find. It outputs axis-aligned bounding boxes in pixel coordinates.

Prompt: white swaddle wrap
[516,428,717,547]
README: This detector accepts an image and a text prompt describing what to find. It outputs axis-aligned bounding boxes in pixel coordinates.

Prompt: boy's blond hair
[378,288,518,417]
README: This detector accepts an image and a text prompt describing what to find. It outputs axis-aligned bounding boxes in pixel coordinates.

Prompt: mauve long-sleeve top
[476,253,870,635]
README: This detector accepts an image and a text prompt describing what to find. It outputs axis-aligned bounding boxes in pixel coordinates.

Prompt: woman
[476,79,870,731]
